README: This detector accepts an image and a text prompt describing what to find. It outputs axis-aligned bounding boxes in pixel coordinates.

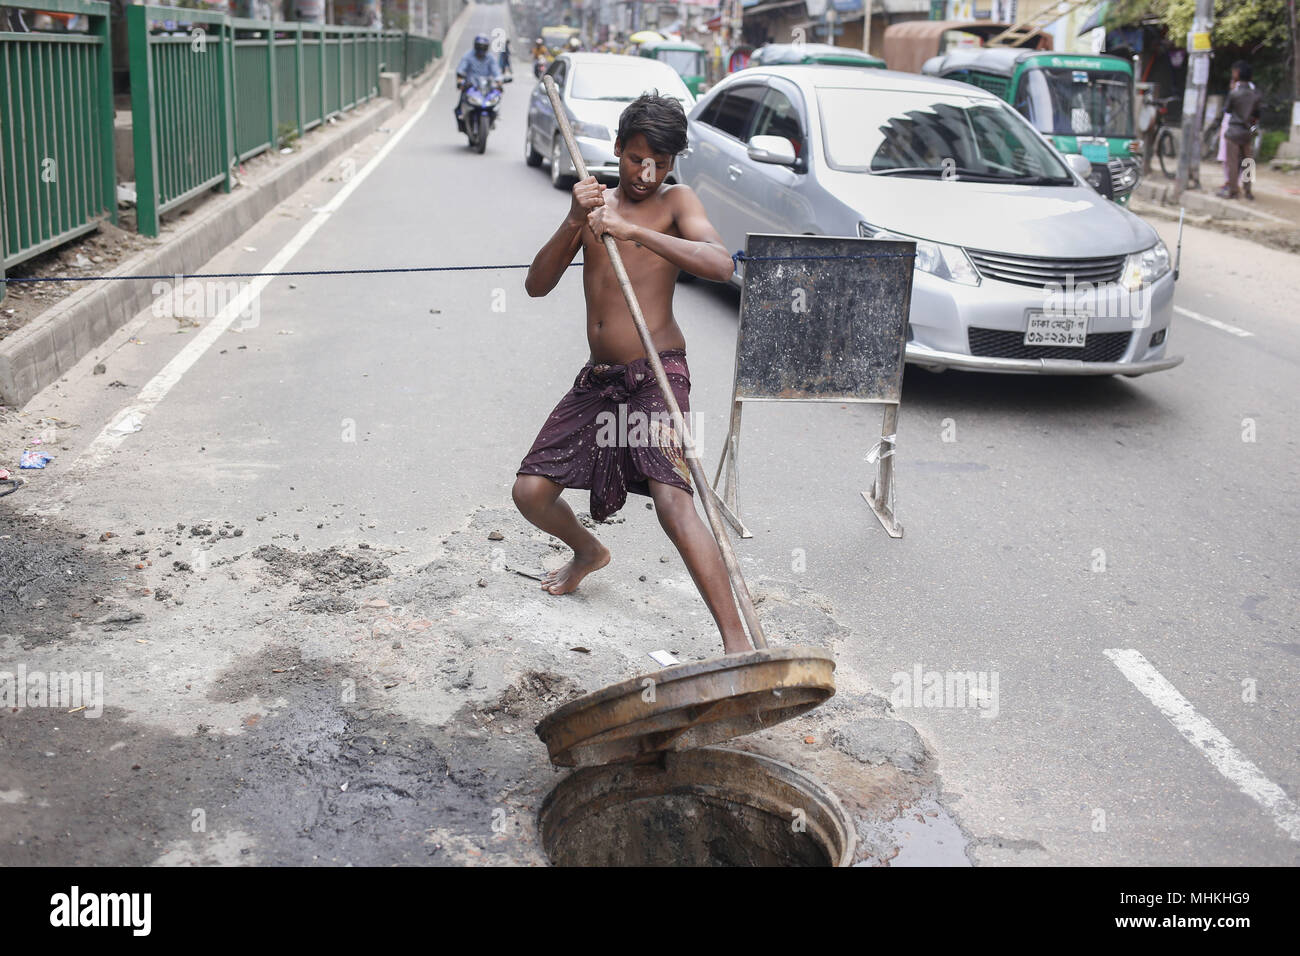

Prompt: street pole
[862,0,873,55]
[1173,0,1214,200]
[1290,0,1299,147]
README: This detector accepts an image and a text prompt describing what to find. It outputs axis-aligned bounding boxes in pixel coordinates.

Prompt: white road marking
[1104,648,1300,842]
[1174,305,1254,338]
[28,18,468,517]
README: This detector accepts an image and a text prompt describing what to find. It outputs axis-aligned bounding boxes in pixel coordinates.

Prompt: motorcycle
[459,74,509,153]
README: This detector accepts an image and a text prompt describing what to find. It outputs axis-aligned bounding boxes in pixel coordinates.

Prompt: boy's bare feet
[541,544,611,595]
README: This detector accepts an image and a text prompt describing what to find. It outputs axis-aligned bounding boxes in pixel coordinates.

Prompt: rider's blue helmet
[474,33,490,54]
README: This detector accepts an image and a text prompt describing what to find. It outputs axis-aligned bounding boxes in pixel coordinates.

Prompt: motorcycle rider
[531,36,548,78]
[455,33,502,133]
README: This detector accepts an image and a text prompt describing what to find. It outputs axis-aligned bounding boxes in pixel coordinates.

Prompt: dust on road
[1,502,966,865]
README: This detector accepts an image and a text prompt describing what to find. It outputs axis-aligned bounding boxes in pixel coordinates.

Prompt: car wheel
[520,127,540,166]
[551,136,574,190]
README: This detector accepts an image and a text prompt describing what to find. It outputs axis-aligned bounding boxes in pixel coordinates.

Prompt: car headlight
[1120,240,1170,291]
[859,221,980,286]
[573,120,611,140]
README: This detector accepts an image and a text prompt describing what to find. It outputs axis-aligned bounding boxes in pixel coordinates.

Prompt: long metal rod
[542,75,767,650]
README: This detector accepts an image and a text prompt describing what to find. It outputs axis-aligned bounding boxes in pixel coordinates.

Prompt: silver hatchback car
[676,66,1182,375]
[525,53,694,189]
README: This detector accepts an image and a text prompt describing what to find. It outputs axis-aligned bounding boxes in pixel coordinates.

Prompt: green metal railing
[1,0,116,299]
[129,9,444,237]
[406,36,440,78]
[127,6,230,238]
[378,32,441,82]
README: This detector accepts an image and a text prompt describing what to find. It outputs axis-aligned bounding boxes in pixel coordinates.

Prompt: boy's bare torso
[580,184,686,365]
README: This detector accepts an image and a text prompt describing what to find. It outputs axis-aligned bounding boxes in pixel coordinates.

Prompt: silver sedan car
[525,53,694,189]
[675,66,1182,375]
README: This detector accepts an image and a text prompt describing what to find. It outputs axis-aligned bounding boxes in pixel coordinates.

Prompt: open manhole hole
[539,746,856,866]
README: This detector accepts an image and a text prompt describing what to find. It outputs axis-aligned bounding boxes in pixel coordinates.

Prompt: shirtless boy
[512,92,751,655]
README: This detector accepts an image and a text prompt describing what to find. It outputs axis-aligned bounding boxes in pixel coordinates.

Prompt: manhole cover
[534,646,836,767]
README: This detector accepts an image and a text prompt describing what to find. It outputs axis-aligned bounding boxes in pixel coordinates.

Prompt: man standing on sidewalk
[1218,61,1262,200]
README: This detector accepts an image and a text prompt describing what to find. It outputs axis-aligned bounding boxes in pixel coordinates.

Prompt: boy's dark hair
[1232,60,1252,81]
[617,91,689,156]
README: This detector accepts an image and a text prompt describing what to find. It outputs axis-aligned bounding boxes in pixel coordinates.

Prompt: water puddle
[856,797,971,867]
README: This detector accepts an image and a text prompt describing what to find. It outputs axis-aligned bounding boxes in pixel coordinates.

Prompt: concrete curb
[0,69,440,408]
[1134,179,1292,226]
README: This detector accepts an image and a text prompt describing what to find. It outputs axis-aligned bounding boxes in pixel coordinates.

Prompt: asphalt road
[4,1,1296,865]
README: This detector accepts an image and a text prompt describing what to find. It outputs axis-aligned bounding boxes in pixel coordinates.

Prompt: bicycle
[1150,95,1233,181]
[1151,96,1183,180]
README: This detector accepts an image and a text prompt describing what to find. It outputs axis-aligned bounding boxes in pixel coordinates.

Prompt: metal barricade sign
[710,233,915,538]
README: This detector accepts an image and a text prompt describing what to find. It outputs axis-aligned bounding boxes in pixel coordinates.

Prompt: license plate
[1025,312,1088,347]
[1080,142,1109,163]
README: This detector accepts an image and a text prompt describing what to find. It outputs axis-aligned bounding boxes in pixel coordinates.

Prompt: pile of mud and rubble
[0,511,121,643]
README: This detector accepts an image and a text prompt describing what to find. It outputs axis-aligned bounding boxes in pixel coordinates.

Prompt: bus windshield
[656,49,704,76]
[1015,68,1134,138]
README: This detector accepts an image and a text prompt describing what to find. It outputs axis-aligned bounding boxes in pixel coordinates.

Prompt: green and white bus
[924,48,1141,205]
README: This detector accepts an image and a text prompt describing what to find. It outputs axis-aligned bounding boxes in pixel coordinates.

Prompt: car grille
[1108,157,1141,197]
[968,328,1132,362]
[967,250,1127,289]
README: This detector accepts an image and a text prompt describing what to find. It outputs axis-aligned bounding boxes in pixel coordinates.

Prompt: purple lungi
[517,349,693,521]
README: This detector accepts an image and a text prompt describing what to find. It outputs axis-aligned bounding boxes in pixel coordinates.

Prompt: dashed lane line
[1105,648,1299,842]
[1174,305,1254,338]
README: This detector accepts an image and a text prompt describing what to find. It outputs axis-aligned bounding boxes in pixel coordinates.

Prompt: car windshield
[817,87,1073,183]
[570,62,688,102]
[1015,68,1134,138]
[656,49,703,75]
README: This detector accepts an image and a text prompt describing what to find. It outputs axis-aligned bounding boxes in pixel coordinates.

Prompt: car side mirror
[1065,153,1093,179]
[747,134,797,166]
